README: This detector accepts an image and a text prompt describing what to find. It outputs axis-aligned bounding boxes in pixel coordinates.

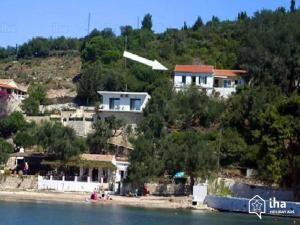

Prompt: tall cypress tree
[141,13,153,31]
[183,21,188,30]
[290,0,296,12]
[192,17,203,31]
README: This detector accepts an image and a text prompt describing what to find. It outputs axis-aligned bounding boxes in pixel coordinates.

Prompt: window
[199,76,207,85]
[109,98,120,110]
[130,98,141,110]
[182,76,186,84]
[224,80,232,88]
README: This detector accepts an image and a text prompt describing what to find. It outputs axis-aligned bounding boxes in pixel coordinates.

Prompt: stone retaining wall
[122,183,190,196]
[0,175,38,190]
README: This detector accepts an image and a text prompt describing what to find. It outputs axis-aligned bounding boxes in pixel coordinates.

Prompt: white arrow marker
[123,51,168,70]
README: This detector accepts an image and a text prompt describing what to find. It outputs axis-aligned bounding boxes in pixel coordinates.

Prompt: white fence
[38,176,109,192]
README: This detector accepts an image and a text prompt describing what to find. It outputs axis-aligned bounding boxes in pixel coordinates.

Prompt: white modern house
[173,65,246,98]
[97,91,151,126]
[38,154,130,194]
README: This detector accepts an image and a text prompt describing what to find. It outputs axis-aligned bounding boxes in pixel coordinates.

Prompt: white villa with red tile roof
[173,65,246,98]
[0,79,27,114]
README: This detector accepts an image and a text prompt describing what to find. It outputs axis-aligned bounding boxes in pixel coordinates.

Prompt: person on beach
[90,189,98,200]
[90,189,101,200]
[105,193,112,200]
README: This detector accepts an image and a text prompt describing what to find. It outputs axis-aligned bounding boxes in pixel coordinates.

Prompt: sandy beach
[0,190,211,210]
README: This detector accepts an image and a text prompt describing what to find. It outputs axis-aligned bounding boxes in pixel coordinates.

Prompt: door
[192,76,196,85]
[214,79,219,87]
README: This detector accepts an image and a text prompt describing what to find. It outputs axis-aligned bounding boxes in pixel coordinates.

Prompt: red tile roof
[213,69,247,77]
[175,65,214,73]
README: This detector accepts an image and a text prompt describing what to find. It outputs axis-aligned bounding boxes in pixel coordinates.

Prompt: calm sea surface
[0,200,296,225]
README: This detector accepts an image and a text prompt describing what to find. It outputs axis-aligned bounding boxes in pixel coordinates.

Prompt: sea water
[0,201,295,225]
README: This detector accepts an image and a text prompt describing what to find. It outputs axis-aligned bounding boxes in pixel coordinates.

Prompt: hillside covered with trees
[0,2,300,197]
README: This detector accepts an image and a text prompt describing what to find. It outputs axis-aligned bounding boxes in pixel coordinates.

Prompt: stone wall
[0,175,38,190]
[26,116,50,124]
[122,182,190,196]
[7,97,23,114]
[98,111,143,127]
[231,183,295,201]
[6,156,16,170]
[39,103,78,113]
[64,120,94,137]
[212,178,296,202]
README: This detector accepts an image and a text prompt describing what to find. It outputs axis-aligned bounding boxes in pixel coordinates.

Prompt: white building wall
[193,184,208,203]
[174,75,183,85]
[186,76,192,85]
[115,161,129,182]
[174,72,214,90]
[213,87,236,99]
[99,92,150,112]
[205,76,214,88]
[113,160,130,194]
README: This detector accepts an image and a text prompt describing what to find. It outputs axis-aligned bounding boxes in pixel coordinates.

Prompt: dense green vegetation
[1,3,298,96]
[0,112,28,138]
[0,112,27,164]
[0,36,81,60]
[0,113,86,162]
[36,122,86,161]
[22,84,46,116]
[87,116,124,154]
[0,2,299,196]
[0,138,13,165]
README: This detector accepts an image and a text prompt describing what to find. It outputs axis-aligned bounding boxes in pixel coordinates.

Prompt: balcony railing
[174,83,211,89]
[99,105,142,112]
